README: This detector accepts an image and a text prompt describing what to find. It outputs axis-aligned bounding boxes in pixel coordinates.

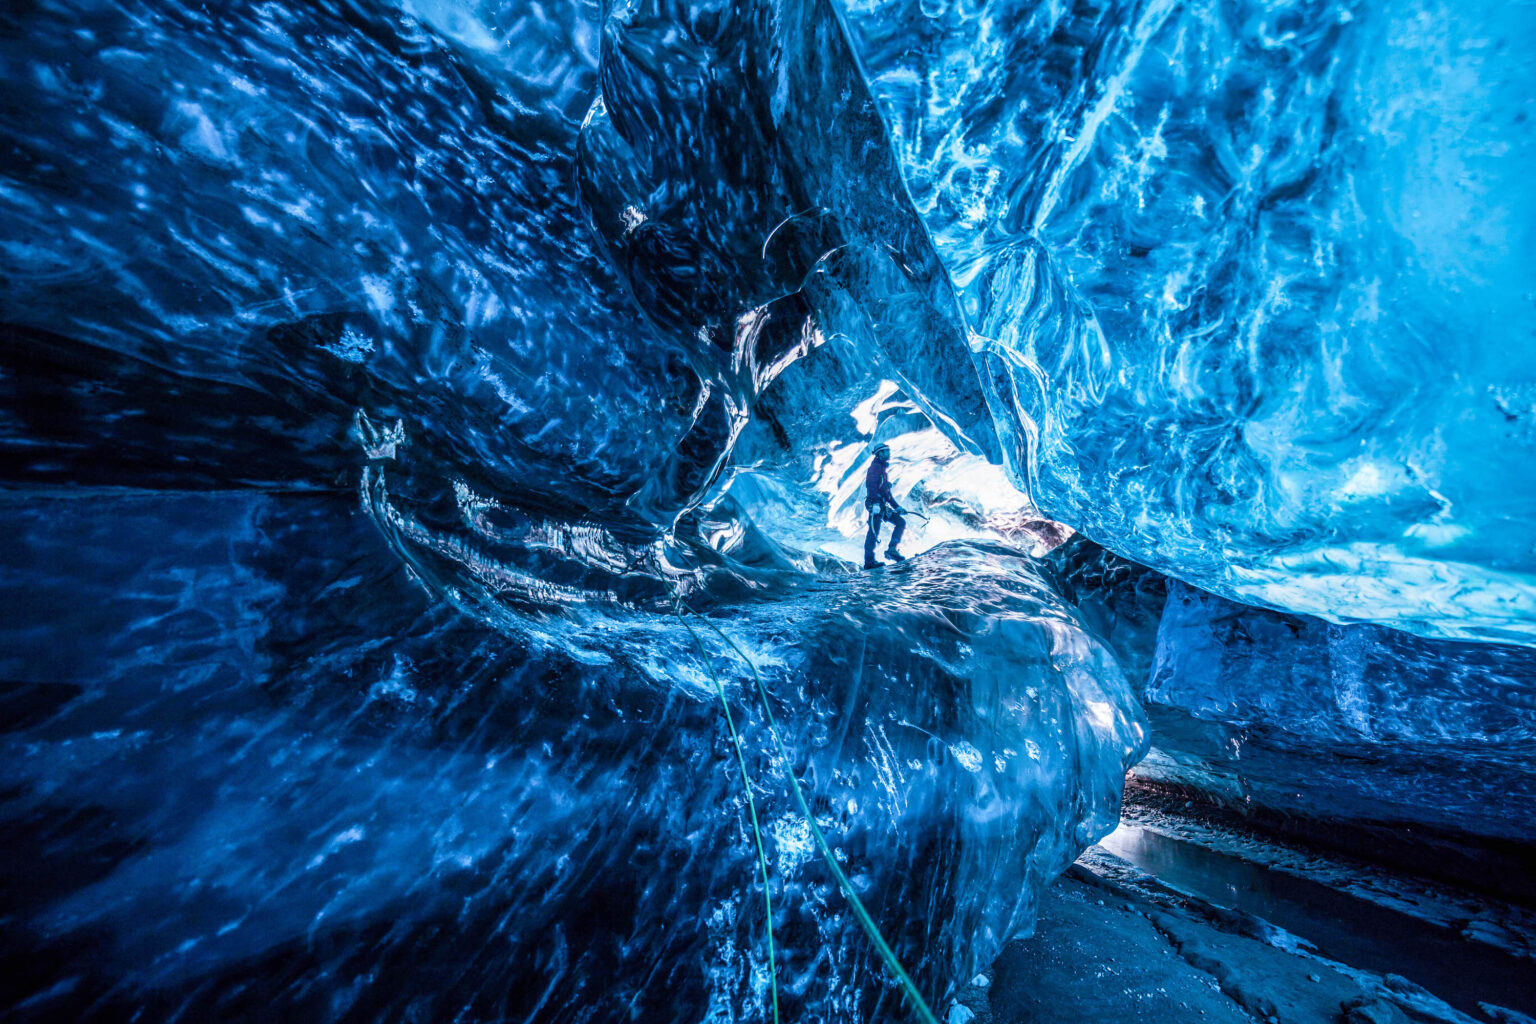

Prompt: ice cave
[1,0,1533,1021]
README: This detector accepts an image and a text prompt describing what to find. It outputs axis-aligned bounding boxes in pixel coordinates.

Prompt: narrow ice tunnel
[0,0,1532,1022]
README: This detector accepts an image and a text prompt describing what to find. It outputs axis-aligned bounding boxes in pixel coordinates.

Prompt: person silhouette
[863,443,906,569]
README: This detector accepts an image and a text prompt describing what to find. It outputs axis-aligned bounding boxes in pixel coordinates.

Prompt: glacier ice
[2,0,1533,1016]
[841,0,1536,643]
[0,0,706,521]
[1140,580,1536,843]
[0,0,1148,1018]
[0,492,1144,1019]
[1048,537,1536,849]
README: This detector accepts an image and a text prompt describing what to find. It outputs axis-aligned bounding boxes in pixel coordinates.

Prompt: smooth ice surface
[1139,581,1536,842]
[841,0,1536,643]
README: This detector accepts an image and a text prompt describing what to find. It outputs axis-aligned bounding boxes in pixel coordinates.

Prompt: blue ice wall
[842,0,1536,643]
[2,0,1533,1016]
[0,0,1147,1019]
[1140,581,1536,842]
[1047,538,1536,849]
[0,491,1143,1020]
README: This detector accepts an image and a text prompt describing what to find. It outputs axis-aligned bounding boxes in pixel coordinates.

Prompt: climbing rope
[675,600,781,1024]
[674,600,942,1024]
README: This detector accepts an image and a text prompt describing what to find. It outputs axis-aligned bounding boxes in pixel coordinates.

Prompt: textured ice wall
[0,0,1148,1019]
[842,0,1536,643]
[0,0,716,525]
[0,493,1143,1020]
[1045,539,1536,846]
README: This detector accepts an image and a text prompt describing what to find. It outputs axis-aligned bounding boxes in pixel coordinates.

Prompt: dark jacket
[864,457,896,508]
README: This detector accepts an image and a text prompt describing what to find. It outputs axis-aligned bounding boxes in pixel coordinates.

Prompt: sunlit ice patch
[724,379,1068,567]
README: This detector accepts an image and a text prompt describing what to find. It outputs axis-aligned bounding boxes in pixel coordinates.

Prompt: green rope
[677,603,942,1024]
[675,601,780,1024]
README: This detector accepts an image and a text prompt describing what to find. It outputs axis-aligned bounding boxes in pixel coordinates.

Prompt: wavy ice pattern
[0,492,1143,1021]
[0,0,1147,1020]
[3,0,1530,1016]
[843,0,1536,643]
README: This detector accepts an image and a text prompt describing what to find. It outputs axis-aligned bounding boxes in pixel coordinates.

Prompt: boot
[885,549,905,562]
[864,557,884,569]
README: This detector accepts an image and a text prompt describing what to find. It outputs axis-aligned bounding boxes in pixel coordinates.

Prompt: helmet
[873,443,891,460]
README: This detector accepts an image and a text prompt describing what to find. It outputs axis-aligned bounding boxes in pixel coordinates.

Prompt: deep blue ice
[1,0,1531,1019]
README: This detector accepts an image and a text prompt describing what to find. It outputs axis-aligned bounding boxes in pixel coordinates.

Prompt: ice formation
[0,0,1532,1018]
[1050,538,1536,853]
[843,0,1536,643]
[0,493,1143,1019]
[0,0,1144,1018]
[1141,580,1536,842]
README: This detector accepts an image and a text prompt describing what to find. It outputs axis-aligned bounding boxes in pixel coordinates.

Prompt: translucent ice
[0,0,1148,1018]
[841,0,1536,642]
[0,494,1144,1019]
[5,0,1528,1015]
